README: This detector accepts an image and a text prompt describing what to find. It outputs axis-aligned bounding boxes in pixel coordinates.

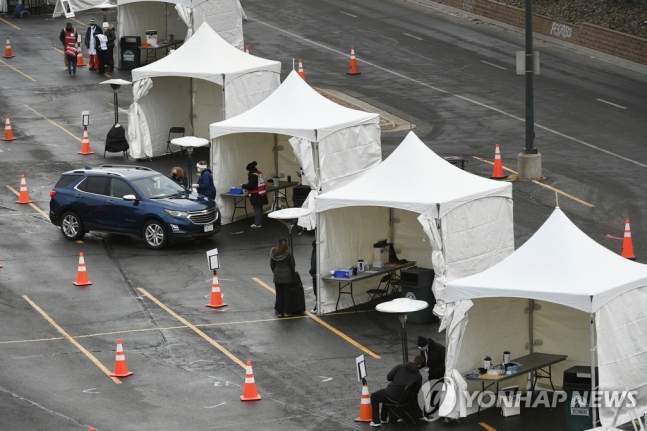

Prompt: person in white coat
[84,19,103,70]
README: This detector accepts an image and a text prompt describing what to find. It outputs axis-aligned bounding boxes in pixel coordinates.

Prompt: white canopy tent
[52,0,116,18]
[314,131,514,314]
[117,0,245,53]
[127,22,281,159]
[443,207,647,427]
[208,70,382,226]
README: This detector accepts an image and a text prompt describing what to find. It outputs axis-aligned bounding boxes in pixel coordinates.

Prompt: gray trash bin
[563,366,599,431]
[119,36,141,70]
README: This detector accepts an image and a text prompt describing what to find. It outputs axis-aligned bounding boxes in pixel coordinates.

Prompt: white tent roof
[315,131,512,218]
[131,23,280,85]
[208,70,380,142]
[118,0,207,7]
[445,207,647,312]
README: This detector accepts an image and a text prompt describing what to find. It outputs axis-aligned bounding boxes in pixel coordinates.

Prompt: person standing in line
[193,161,216,199]
[59,22,77,69]
[84,19,103,71]
[170,167,188,189]
[95,31,109,75]
[369,356,424,427]
[270,237,295,318]
[241,161,268,228]
[309,239,317,313]
[64,43,78,76]
[104,22,116,71]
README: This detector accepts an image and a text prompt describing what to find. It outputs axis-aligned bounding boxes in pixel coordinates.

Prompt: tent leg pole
[189,77,195,136]
[315,213,320,315]
[389,208,394,244]
[274,134,279,181]
[527,299,534,392]
[590,313,597,429]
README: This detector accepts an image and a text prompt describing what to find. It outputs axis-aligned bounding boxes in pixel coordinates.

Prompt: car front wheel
[61,211,85,241]
[143,220,167,249]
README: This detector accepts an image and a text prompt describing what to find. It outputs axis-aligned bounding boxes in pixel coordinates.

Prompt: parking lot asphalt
[0,5,642,431]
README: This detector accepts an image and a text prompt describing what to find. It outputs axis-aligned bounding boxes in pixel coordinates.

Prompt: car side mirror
[123,194,139,201]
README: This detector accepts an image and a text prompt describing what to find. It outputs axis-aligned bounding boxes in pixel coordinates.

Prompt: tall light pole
[524,0,537,155]
[100,79,131,124]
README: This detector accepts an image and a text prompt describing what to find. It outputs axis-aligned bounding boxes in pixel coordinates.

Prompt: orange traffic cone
[347,46,361,75]
[621,218,636,260]
[2,115,16,141]
[77,45,86,67]
[78,127,94,155]
[15,174,33,204]
[206,271,227,308]
[3,37,14,58]
[109,339,133,377]
[354,380,372,422]
[245,45,249,54]
[490,143,506,180]
[240,361,261,401]
[297,58,306,81]
[73,252,92,286]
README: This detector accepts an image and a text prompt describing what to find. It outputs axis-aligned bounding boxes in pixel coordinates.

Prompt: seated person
[170,166,188,189]
[369,355,424,427]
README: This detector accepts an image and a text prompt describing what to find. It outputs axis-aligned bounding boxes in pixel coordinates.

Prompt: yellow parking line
[472,155,594,208]
[70,17,89,27]
[5,185,50,219]
[479,422,498,431]
[52,46,64,54]
[22,295,122,384]
[25,104,82,142]
[137,287,247,369]
[252,277,381,359]
[0,58,35,81]
[0,17,21,30]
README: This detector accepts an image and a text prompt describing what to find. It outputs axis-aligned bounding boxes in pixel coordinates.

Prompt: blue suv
[49,165,221,249]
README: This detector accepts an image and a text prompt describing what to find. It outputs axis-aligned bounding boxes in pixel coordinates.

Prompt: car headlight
[165,209,188,217]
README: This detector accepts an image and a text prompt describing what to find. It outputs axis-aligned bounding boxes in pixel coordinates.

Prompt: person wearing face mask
[241,161,268,228]
[417,336,446,381]
[170,167,188,189]
[193,161,216,199]
[59,22,77,70]
[84,19,103,71]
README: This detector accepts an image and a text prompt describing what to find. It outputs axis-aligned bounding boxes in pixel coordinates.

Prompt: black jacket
[242,170,269,206]
[421,338,446,380]
[84,25,103,48]
[270,249,295,284]
[384,362,422,402]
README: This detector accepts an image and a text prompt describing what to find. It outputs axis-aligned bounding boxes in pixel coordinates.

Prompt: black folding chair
[166,126,185,155]
[384,383,417,428]
[366,274,392,312]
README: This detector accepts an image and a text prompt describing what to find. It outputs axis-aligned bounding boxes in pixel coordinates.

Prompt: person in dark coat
[370,356,424,426]
[84,19,103,70]
[170,167,188,189]
[309,239,317,313]
[241,161,268,228]
[194,161,216,199]
[417,336,446,380]
[270,237,295,318]
[104,22,116,71]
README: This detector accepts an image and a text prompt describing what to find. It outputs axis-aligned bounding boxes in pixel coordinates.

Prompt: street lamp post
[99,79,132,124]
[524,0,537,155]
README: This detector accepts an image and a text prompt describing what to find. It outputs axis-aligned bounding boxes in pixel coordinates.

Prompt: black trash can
[399,267,435,324]
[119,36,141,70]
[292,185,310,208]
[563,366,599,431]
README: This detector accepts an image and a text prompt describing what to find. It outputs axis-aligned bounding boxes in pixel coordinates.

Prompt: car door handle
[107,199,114,204]
[74,194,83,198]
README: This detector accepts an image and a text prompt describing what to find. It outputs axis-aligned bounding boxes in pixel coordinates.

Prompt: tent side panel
[319,206,390,313]
[318,124,382,193]
[443,196,514,282]
[225,72,281,119]
[393,208,433,270]
[533,301,591,388]
[596,286,647,427]
[193,0,243,50]
[119,2,184,50]
[212,133,274,224]
[139,76,190,157]
[276,134,301,207]
[453,297,529,415]
[193,79,224,140]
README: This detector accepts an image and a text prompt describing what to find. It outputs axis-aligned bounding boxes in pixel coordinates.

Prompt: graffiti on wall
[550,22,573,39]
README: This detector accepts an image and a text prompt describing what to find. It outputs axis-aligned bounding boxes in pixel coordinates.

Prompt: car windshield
[131,174,186,199]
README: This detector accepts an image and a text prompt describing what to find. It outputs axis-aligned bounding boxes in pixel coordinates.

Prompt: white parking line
[340,11,357,18]
[596,99,626,109]
[403,33,423,41]
[481,60,506,70]
[249,17,647,170]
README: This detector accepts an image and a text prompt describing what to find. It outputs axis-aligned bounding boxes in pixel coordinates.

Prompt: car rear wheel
[61,211,85,241]
[143,220,167,249]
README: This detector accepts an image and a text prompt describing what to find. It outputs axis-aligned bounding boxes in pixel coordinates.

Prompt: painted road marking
[25,105,82,142]
[250,17,647,170]
[481,60,506,70]
[596,99,626,109]
[22,295,122,384]
[472,156,595,208]
[340,11,357,18]
[137,287,247,369]
[479,422,497,431]
[403,33,423,41]
[5,185,50,218]
[0,17,21,30]
[0,58,36,81]
[252,277,380,359]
